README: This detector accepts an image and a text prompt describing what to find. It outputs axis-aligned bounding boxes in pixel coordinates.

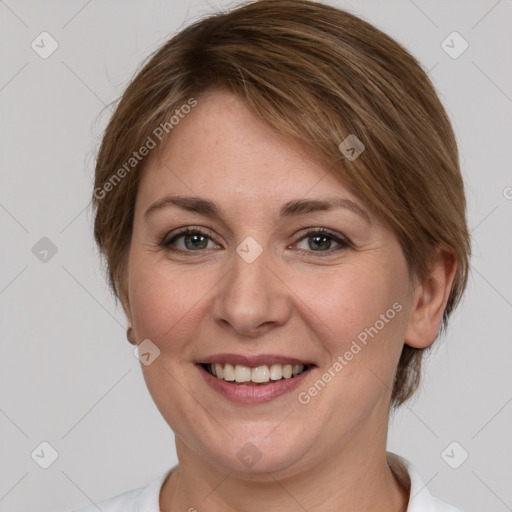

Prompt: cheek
[127,251,223,356]
[292,269,408,429]
[127,257,215,427]
[300,261,410,408]
[304,262,407,343]
[128,247,408,353]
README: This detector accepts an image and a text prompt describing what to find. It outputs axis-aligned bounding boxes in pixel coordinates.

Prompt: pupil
[310,235,331,251]
[185,234,207,250]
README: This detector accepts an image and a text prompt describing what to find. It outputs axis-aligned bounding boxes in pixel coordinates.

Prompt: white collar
[388,453,462,511]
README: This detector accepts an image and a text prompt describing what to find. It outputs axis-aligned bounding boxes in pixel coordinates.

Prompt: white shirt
[72,454,463,512]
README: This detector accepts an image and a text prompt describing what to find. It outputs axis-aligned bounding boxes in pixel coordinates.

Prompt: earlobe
[126,326,137,345]
[404,247,457,349]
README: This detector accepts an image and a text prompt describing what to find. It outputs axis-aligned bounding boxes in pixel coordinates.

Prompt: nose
[211,243,292,338]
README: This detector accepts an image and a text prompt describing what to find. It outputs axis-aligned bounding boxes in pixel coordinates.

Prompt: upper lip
[198,353,315,367]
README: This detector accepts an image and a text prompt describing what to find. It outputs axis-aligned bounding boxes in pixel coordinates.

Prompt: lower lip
[197,365,313,403]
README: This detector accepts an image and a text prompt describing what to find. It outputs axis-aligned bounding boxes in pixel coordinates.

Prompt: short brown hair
[92,0,471,406]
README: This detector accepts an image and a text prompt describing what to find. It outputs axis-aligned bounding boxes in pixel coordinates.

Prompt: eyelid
[295,226,350,242]
[293,227,352,253]
[160,225,220,248]
[160,225,352,255]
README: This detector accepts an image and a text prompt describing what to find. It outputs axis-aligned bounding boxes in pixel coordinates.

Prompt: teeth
[251,365,270,383]
[235,365,251,383]
[269,364,282,380]
[214,363,223,379]
[206,363,306,384]
[223,363,235,381]
[292,364,303,376]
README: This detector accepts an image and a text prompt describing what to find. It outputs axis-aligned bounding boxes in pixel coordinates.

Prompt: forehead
[136,90,358,214]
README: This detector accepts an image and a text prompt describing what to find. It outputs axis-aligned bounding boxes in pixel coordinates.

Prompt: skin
[122,90,456,512]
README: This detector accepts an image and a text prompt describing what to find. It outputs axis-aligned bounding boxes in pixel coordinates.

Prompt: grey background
[1,0,511,511]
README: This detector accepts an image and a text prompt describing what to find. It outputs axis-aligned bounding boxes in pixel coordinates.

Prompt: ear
[404,246,457,349]
[121,288,138,345]
[118,265,136,344]
[118,258,132,321]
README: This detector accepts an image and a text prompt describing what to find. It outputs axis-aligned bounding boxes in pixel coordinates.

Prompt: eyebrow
[144,195,372,225]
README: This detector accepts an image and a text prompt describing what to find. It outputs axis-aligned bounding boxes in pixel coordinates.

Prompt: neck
[160,427,408,512]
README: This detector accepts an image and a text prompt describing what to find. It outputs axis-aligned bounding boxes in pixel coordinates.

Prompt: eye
[294,228,351,255]
[160,227,220,253]
[159,226,351,256]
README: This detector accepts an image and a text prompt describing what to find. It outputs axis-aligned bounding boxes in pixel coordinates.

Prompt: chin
[191,423,321,479]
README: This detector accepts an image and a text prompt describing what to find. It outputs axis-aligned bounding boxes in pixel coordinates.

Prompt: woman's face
[125,90,416,477]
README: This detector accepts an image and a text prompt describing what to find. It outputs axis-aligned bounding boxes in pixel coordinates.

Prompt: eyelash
[159,226,352,257]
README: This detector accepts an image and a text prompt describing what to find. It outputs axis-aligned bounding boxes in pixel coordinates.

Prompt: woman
[77,0,470,510]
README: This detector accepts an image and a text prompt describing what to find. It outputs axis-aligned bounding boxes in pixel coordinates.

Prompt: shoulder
[69,469,173,512]
[387,453,465,512]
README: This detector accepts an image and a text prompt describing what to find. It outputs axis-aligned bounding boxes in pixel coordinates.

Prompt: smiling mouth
[200,362,314,385]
